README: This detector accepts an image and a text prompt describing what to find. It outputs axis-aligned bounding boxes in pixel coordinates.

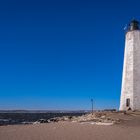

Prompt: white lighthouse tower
[120,20,140,111]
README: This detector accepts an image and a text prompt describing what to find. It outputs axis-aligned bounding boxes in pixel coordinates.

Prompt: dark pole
[91,99,93,115]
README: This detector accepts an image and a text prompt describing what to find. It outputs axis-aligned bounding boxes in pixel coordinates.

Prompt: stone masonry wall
[120,30,140,110]
[133,31,140,110]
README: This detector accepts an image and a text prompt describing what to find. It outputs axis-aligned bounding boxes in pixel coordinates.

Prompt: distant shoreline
[0,109,117,113]
[0,110,89,113]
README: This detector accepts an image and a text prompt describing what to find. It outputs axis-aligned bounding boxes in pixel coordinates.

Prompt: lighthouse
[120,20,140,111]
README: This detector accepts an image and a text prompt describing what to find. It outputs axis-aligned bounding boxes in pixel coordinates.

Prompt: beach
[0,112,140,140]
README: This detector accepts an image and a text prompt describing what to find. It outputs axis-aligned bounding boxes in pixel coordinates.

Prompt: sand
[0,112,140,140]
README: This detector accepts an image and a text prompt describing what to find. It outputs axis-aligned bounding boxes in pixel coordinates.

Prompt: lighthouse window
[126,98,130,107]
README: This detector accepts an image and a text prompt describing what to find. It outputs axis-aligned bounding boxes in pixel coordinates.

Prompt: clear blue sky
[0,0,140,110]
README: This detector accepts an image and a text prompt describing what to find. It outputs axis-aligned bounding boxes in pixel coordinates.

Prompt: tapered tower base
[120,20,140,111]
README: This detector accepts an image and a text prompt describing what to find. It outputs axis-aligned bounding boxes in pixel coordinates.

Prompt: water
[0,112,86,125]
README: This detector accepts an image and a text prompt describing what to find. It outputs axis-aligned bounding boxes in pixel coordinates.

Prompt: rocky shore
[34,111,137,125]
